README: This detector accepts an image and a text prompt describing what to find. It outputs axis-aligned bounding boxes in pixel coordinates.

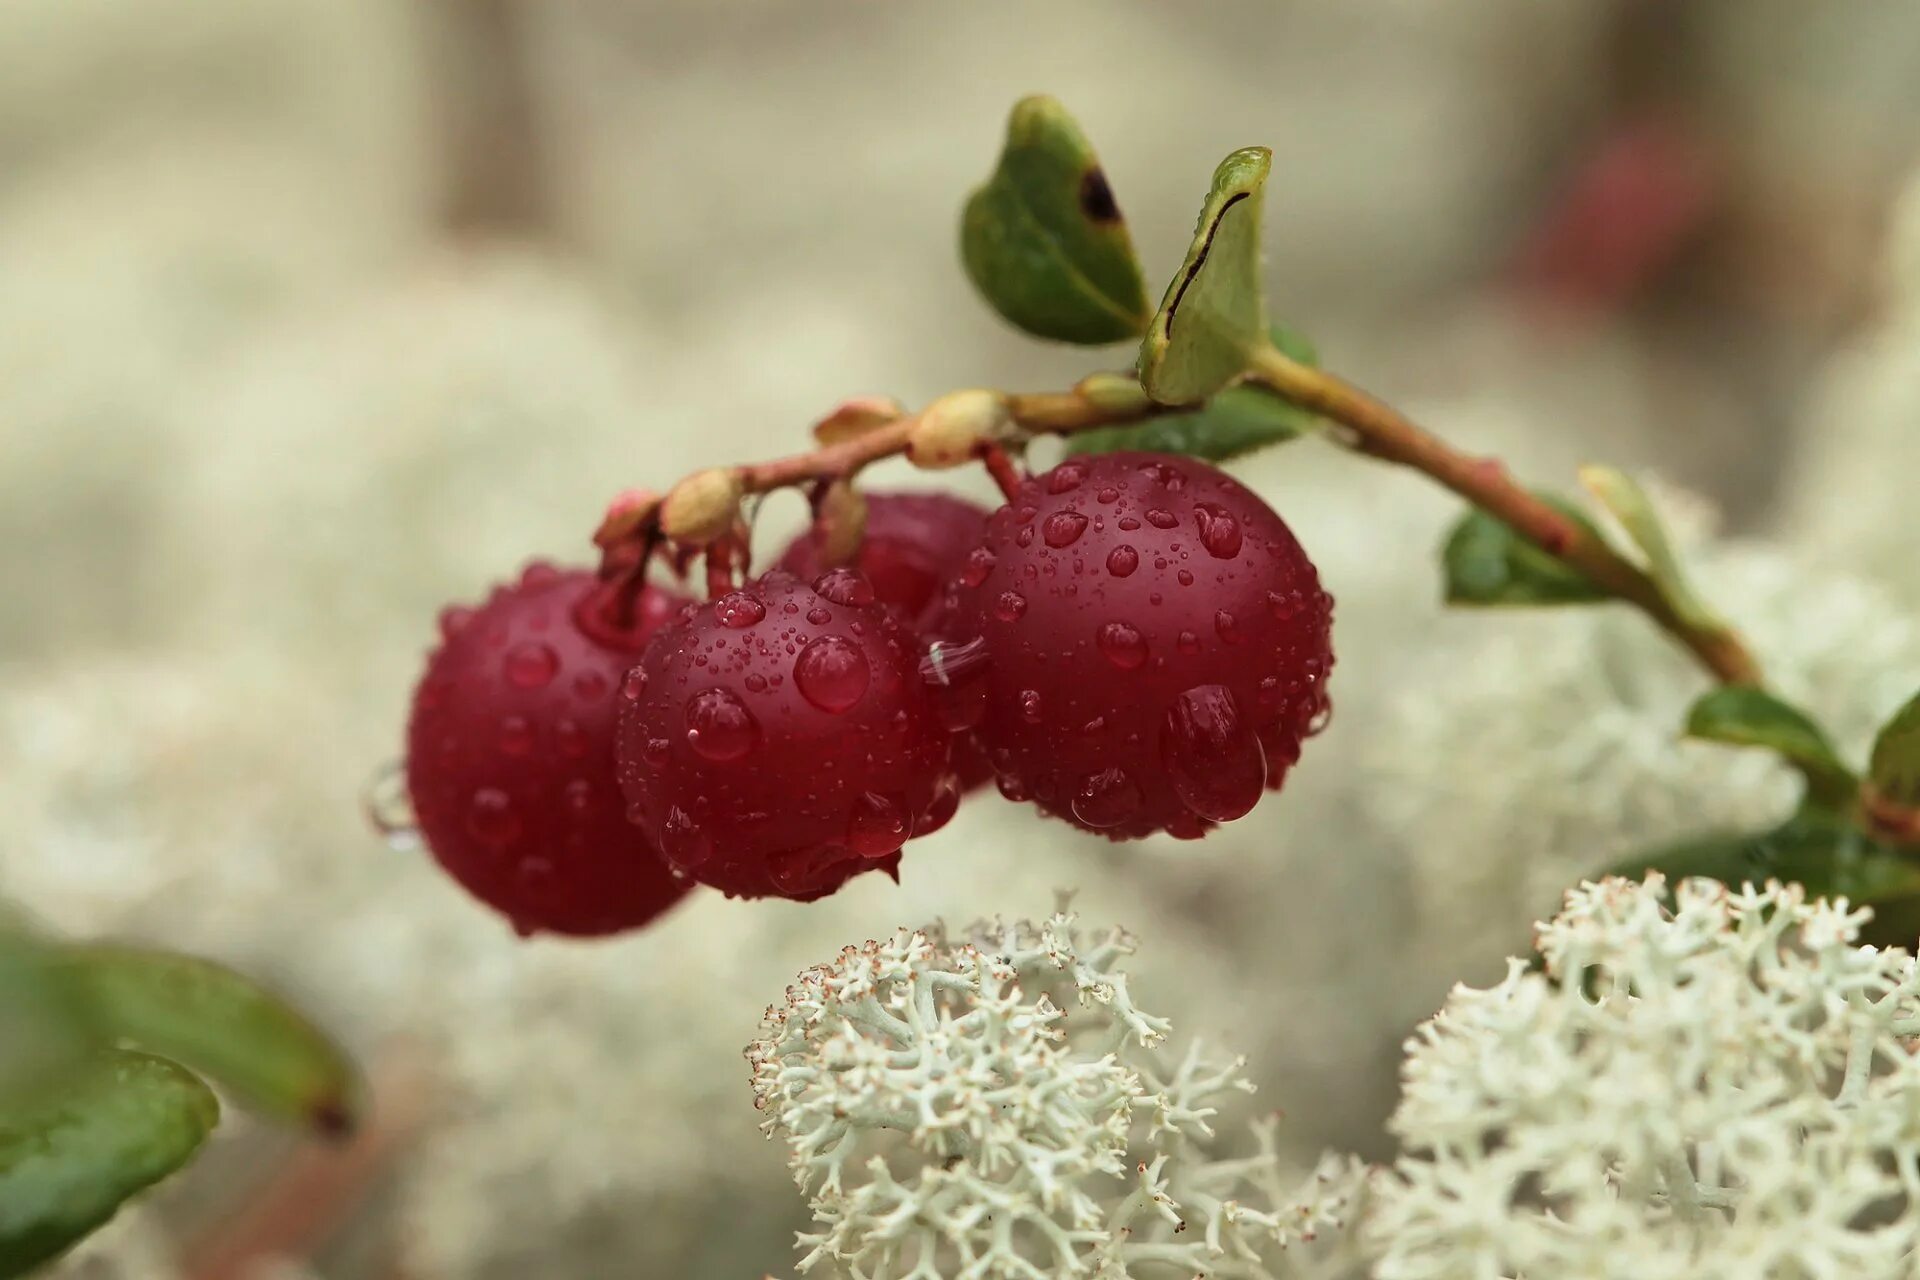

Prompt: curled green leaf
[65,947,359,1138]
[960,95,1151,345]
[1068,326,1318,461]
[0,1051,218,1278]
[0,927,92,1107]
[1578,465,1723,632]
[1441,496,1608,607]
[1684,687,1857,810]
[1137,146,1271,405]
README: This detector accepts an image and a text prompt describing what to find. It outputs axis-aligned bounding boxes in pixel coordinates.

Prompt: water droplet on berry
[1177,569,1194,587]
[745,672,768,693]
[437,605,476,641]
[466,788,520,847]
[1307,701,1334,736]
[622,669,648,701]
[795,635,871,713]
[643,736,671,767]
[920,637,991,731]
[961,546,996,587]
[996,773,1031,803]
[917,774,961,835]
[767,844,854,896]
[1019,689,1044,723]
[994,591,1028,622]
[1096,621,1149,670]
[1267,590,1298,621]
[814,568,876,608]
[564,778,594,813]
[572,671,609,702]
[685,687,760,762]
[1096,486,1120,504]
[1046,463,1087,494]
[715,591,766,628]
[1214,610,1243,643]
[1043,511,1089,548]
[1193,503,1243,559]
[554,717,589,759]
[1161,685,1266,822]
[660,806,713,868]
[1015,526,1035,548]
[807,606,832,626]
[498,715,534,756]
[363,760,419,851]
[1106,545,1139,578]
[1118,516,1141,532]
[505,642,559,688]
[1071,767,1143,828]
[1145,508,1178,530]
[846,792,912,858]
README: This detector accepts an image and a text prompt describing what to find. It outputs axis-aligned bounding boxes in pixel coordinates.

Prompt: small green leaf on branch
[1137,147,1272,405]
[961,96,1151,345]
[1069,327,1319,460]
[65,947,360,1138]
[1867,688,1920,842]
[1441,496,1609,607]
[0,1051,218,1278]
[1683,687,1856,811]
[1578,465,1724,631]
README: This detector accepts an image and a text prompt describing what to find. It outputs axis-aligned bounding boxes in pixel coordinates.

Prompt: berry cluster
[402,455,1333,934]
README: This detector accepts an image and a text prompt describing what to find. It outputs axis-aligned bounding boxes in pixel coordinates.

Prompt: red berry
[775,491,991,633]
[777,490,996,793]
[614,568,955,900]
[942,452,1333,840]
[406,563,694,937]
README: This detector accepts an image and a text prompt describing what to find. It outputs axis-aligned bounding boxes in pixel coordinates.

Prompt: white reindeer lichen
[1373,873,1920,1280]
[747,910,1366,1280]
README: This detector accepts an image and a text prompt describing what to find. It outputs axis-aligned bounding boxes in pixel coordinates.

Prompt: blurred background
[6,2,1920,1277]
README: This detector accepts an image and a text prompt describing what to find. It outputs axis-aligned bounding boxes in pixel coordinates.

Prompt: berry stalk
[1244,343,1763,687]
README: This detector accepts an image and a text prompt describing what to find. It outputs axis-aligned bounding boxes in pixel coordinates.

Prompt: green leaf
[1609,815,1920,950]
[65,947,359,1137]
[0,927,92,1107]
[1067,326,1319,460]
[1441,496,1609,607]
[1578,466,1722,631]
[1870,689,1920,810]
[1684,687,1857,809]
[0,1051,217,1277]
[1137,146,1271,405]
[960,95,1151,345]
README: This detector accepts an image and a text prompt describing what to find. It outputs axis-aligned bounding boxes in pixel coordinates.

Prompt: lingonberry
[941,452,1333,840]
[614,568,955,900]
[405,563,693,937]
[777,491,995,791]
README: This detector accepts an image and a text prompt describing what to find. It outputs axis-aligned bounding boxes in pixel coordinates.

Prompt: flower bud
[906,389,1010,471]
[660,469,744,546]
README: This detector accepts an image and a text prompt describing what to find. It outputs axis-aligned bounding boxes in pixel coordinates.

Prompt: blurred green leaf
[1578,466,1722,631]
[0,1051,217,1277]
[1067,327,1318,460]
[1137,146,1271,404]
[1609,815,1920,949]
[1441,496,1609,607]
[66,947,359,1137]
[960,95,1151,345]
[1870,689,1920,810]
[1684,687,1856,809]
[0,926,92,1108]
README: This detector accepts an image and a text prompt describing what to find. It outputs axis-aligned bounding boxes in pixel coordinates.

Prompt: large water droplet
[505,643,559,688]
[643,736,672,767]
[1043,510,1089,548]
[814,568,877,608]
[1106,545,1139,578]
[1161,684,1266,822]
[660,806,713,869]
[498,715,535,756]
[918,775,961,836]
[716,591,767,629]
[996,772,1032,803]
[362,760,419,851]
[1019,689,1044,724]
[685,687,760,761]
[1145,508,1178,530]
[1072,767,1143,828]
[806,605,832,626]
[795,635,871,713]
[847,792,913,858]
[1047,463,1087,494]
[622,669,649,701]
[1214,610,1243,644]
[1096,621,1149,670]
[1193,503,1243,559]
[466,788,521,847]
[993,591,1028,623]
[1096,486,1120,504]
[961,546,996,588]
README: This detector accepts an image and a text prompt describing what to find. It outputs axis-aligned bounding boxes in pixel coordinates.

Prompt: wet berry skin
[614,568,956,900]
[774,491,992,634]
[406,563,694,937]
[777,491,995,792]
[942,452,1334,840]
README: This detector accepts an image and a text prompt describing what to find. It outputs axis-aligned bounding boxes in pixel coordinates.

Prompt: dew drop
[1161,684,1266,822]
[466,788,520,847]
[660,806,713,869]
[1019,689,1044,724]
[564,778,594,813]
[685,687,760,761]
[715,591,766,628]
[1118,516,1141,532]
[362,760,419,851]
[498,715,534,756]
[1145,508,1178,530]
[555,717,590,759]
[1046,463,1088,494]
[996,773,1032,803]
[505,643,559,688]
[1096,486,1120,504]
[1071,767,1143,828]
[814,568,876,608]
[961,546,997,588]
[1177,630,1200,654]
[1015,526,1035,549]
[847,792,913,858]
[1177,569,1194,587]
[807,606,832,626]
[918,775,961,836]
[1214,610,1243,644]
[573,671,609,701]
[1096,621,1149,670]
[643,736,671,767]
[1193,503,1244,559]
[1043,510,1089,548]
[1267,590,1299,622]
[993,591,1028,623]
[1106,545,1139,578]
[622,669,649,701]
[437,606,476,641]
[1016,505,1039,525]
[795,635,871,713]
[745,672,768,694]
